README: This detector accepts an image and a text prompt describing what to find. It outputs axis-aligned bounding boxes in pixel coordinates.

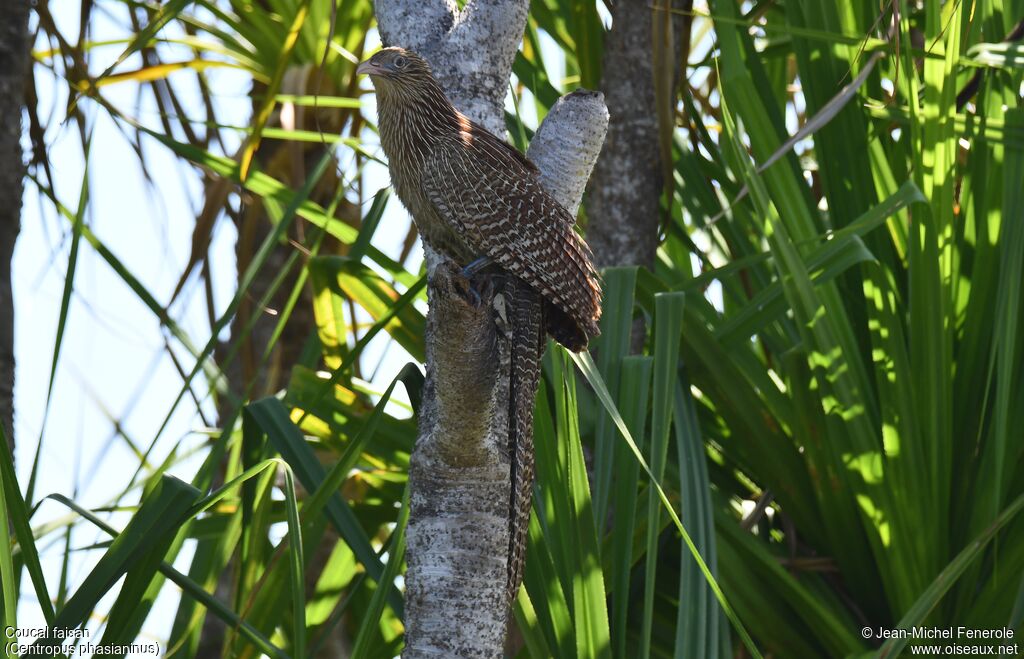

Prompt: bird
[358,46,602,607]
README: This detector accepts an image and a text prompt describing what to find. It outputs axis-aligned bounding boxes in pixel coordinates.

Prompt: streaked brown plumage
[359,47,602,605]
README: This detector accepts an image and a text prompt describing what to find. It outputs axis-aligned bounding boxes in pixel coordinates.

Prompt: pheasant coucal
[358,47,602,606]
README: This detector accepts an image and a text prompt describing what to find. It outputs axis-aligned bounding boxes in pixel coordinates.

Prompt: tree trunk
[0,0,31,454]
[373,1,608,655]
[587,0,690,269]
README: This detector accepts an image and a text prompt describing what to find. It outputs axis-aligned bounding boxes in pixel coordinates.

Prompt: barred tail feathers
[506,277,544,606]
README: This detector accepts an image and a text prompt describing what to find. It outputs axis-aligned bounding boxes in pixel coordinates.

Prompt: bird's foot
[455,256,493,308]
[461,256,493,279]
[450,267,483,309]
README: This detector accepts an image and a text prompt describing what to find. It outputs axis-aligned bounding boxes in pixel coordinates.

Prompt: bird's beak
[357,60,383,77]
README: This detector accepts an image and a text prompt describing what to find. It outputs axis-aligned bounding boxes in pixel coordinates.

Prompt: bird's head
[357,47,432,89]
[357,46,460,137]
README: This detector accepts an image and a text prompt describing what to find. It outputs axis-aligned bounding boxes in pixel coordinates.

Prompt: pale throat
[375,80,462,166]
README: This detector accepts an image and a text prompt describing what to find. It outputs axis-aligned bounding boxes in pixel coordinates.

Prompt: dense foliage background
[3,0,1023,657]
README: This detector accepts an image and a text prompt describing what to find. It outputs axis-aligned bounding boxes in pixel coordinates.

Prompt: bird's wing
[422,132,602,344]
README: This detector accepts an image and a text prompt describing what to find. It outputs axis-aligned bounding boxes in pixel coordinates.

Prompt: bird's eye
[393,56,407,69]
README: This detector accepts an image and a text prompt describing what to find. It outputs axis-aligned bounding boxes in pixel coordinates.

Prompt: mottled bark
[373,1,608,655]
[0,0,31,454]
[587,0,690,269]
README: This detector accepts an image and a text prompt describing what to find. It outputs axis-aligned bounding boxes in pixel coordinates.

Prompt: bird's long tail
[506,277,544,607]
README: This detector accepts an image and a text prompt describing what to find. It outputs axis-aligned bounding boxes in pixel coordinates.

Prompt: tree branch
[0,0,31,454]
[374,0,457,59]
[528,90,611,214]
[439,0,530,133]
[587,0,690,269]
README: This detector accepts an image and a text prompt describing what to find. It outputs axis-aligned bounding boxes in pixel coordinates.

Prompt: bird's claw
[452,256,491,308]
[462,256,493,279]
[450,266,484,309]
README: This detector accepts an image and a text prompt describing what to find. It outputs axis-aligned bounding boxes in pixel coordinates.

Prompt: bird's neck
[377,82,464,166]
